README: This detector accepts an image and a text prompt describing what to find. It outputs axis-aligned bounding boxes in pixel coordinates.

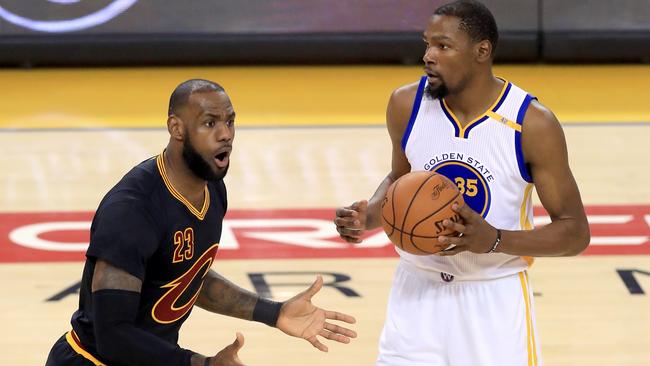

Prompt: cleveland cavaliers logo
[0,0,138,33]
[151,244,219,324]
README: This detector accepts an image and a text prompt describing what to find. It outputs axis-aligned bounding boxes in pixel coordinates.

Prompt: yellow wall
[1,65,648,128]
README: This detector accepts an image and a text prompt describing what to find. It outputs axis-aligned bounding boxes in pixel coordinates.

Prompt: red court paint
[0,205,648,263]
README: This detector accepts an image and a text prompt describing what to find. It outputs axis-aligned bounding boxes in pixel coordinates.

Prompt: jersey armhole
[515,94,536,183]
[401,76,427,151]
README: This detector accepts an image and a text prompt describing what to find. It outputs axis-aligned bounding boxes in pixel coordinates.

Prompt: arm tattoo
[196,270,258,320]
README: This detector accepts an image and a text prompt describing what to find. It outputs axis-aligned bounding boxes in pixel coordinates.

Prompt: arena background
[1,1,649,365]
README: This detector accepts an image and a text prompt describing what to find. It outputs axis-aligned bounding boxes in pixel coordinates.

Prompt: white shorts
[377,260,542,366]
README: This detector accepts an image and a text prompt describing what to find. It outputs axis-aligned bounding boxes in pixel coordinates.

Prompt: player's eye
[205,120,215,128]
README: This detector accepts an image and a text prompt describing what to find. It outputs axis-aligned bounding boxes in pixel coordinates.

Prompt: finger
[319,329,351,344]
[340,235,363,244]
[351,200,368,213]
[452,203,478,221]
[442,218,466,233]
[333,216,361,228]
[308,336,329,352]
[324,322,358,338]
[301,275,323,300]
[340,235,363,243]
[437,235,463,248]
[337,227,364,237]
[335,206,360,218]
[324,310,356,324]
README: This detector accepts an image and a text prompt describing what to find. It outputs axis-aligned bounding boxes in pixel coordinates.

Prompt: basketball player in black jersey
[45,79,357,366]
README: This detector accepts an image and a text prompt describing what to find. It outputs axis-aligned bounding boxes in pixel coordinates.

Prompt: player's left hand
[276,275,357,352]
[435,203,499,256]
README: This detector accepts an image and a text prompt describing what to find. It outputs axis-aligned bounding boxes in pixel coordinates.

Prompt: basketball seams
[381,171,463,255]
[407,191,462,254]
[398,173,439,242]
[410,191,461,235]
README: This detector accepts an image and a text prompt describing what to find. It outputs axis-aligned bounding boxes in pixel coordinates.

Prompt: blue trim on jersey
[515,94,536,183]
[401,76,427,151]
[462,115,489,138]
[492,82,512,112]
[439,99,461,137]
[463,81,511,138]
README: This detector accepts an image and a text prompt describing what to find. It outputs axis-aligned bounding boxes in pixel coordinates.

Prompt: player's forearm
[196,270,258,320]
[496,217,590,257]
[93,289,195,366]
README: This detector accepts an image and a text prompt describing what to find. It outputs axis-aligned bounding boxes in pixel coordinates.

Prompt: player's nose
[423,46,437,64]
[215,121,233,142]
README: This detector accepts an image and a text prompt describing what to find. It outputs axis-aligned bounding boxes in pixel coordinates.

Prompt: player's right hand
[210,332,246,366]
[334,200,368,243]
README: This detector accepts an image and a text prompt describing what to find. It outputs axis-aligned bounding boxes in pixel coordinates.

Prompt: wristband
[252,298,283,327]
[486,229,502,253]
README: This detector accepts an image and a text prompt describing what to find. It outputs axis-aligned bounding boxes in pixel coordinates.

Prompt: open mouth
[214,151,230,168]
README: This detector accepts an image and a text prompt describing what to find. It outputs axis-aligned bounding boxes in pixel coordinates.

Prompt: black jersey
[71,154,227,358]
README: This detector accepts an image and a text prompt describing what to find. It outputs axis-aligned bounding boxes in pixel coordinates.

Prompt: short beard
[425,83,448,100]
[182,137,227,182]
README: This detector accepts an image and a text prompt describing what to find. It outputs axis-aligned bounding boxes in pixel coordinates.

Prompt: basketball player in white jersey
[335,1,590,365]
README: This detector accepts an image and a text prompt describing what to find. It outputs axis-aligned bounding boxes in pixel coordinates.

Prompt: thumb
[232,332,245,352]
[302,275,324,300]
[351,200,368,213]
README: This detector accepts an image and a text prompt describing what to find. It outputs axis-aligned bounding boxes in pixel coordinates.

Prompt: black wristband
[204,356,211,366]
[486,229,502,253]
[252,298,283,327]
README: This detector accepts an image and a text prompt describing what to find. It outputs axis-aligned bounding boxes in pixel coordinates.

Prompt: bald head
[168,79,225,116]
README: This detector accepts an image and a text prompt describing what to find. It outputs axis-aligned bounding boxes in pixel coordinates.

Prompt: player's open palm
[276,276,357,352]
[210,332,246,366]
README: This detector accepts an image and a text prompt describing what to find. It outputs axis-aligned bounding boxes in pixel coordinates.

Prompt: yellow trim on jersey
[442,79,510,138]
[519,272,539,366]
[156,153,209,220]
[65,330,106,366]
[485,110,522,132]
[520,184,535,267]
[520,183,534,230]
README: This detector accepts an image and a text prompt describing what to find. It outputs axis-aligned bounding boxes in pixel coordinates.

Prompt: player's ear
[475,39,492,63]
[167,114,185,141]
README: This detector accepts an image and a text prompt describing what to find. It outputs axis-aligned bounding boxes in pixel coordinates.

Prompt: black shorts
[45,331,105,366]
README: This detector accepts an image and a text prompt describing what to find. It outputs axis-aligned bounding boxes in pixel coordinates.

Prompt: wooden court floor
[1,66,649,365]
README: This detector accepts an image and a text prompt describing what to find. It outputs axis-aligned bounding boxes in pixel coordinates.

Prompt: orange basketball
[381,171,464,255]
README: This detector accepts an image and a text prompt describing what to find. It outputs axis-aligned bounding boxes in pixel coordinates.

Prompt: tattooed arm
[197,270,358,352]
[195,270,258,319]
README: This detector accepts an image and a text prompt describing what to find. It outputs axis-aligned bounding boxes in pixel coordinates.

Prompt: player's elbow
[564,220,591,256]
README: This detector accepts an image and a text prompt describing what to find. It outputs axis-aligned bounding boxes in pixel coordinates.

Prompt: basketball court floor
[1,65,649,365]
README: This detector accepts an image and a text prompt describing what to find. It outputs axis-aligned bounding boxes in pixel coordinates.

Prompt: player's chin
[209,164,229,181]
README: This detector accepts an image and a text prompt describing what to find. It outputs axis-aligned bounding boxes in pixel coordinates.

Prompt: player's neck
[162,148,206,205]
[443,74,504,128]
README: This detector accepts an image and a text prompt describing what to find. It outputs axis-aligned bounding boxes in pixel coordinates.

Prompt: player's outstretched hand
[277,276,357,352]
[209,332,246,366]
[334,200,368,243]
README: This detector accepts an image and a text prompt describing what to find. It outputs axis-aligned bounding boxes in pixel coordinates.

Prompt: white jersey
[400,76,536,280]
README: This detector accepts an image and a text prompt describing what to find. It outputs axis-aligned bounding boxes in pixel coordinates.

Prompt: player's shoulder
[387,80,423,128]
[389,80,422,109]
[522,99,562,135]
[99,157,162,212]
